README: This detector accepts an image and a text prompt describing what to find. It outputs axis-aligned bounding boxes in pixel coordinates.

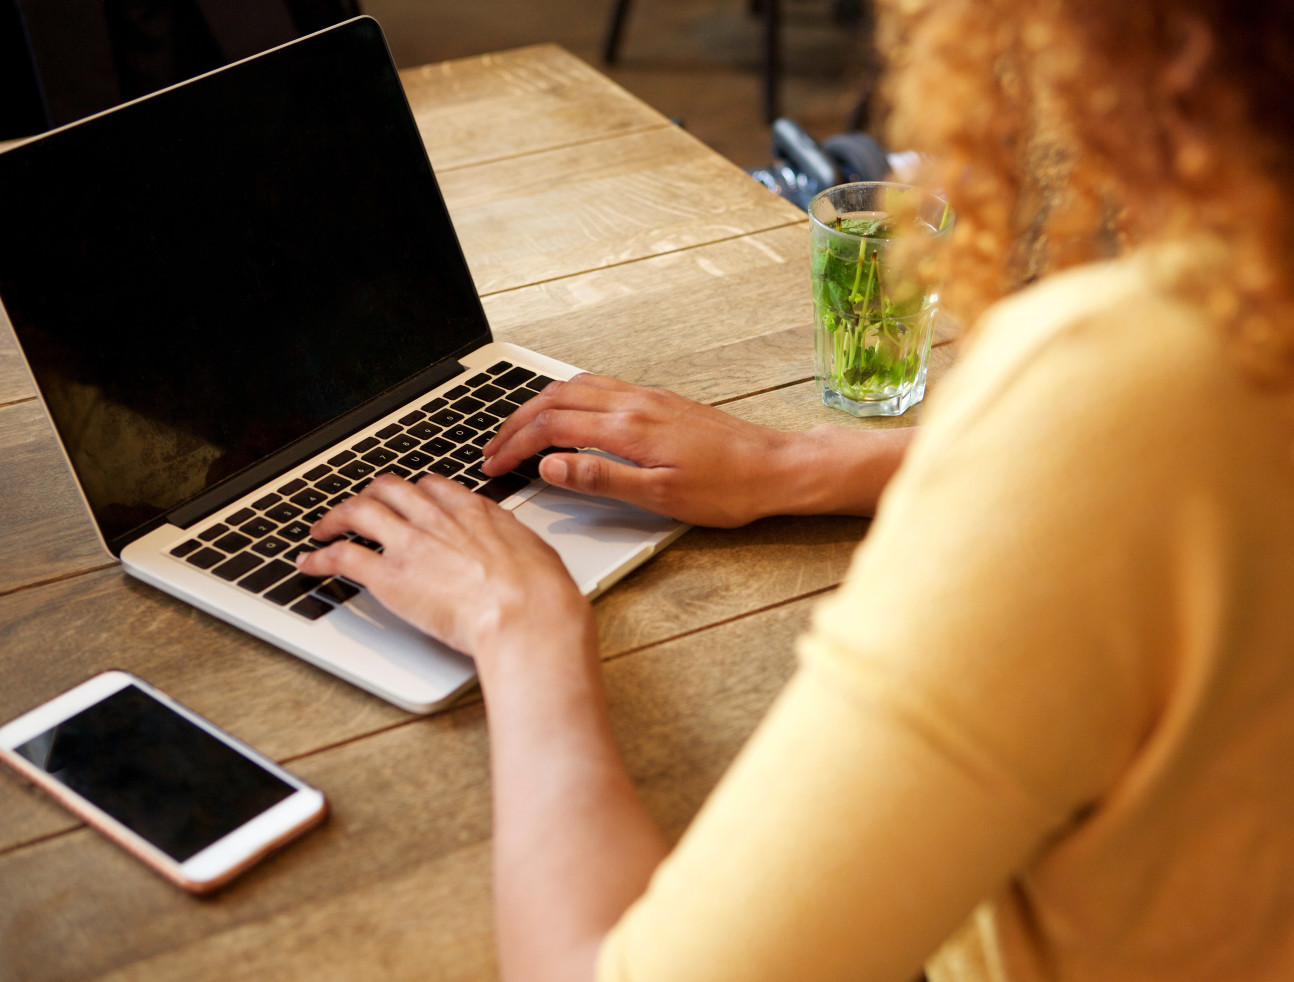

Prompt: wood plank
[483,223,958,405]
[0,596,814,982]
[720,342,959,432]
[0,501,870,850]
[441,126,803,295]
[402,45,671,172]
[0,305,32,406]
[0,401,113,593]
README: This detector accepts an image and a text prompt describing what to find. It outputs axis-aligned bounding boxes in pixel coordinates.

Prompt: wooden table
[0,46,953,981]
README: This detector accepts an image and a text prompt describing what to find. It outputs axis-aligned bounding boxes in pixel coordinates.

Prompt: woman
[298,0,1294,978]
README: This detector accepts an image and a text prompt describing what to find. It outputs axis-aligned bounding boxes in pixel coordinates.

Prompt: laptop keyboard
[167,360,569,622]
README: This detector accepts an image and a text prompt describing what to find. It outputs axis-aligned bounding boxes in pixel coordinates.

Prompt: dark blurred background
[2,0,877,169]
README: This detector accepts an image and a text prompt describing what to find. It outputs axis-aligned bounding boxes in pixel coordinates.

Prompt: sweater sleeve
[597,265,1204,982]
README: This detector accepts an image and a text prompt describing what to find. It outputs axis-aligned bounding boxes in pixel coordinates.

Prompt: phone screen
[10,684,294,861]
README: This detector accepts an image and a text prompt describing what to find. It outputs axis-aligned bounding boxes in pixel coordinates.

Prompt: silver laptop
[0,16,686,714]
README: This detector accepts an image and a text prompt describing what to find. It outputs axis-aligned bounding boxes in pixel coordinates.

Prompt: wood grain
[0,596,814,982]
[441,125,803,296]
[0,306,32,406]
[0,401,113,594]
[402,45,671,172]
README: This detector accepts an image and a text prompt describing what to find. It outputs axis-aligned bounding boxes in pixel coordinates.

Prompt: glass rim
[807,181,954,240]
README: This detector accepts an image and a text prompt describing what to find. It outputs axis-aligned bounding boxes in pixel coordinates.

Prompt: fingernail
[544,457,568,483]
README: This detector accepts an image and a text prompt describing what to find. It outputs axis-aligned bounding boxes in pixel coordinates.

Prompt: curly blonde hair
[877,0,1294,383]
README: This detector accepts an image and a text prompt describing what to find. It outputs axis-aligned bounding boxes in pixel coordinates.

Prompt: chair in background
[602,0,866,124]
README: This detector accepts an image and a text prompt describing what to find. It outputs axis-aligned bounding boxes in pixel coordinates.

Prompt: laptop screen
[0,18,489,549]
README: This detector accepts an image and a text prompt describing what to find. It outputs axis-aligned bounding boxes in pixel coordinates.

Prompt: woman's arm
[482,374,915,527]
[297,476,663,982]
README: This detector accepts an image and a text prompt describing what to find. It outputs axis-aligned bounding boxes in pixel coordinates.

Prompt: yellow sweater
[598,247,1294,981]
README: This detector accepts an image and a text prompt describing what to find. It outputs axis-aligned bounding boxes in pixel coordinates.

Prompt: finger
[296,538,384,584]
[310,475,443,543]
[538,451,669,515]
[482,374,638,462]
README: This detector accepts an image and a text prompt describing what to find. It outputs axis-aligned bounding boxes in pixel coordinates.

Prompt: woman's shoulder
[925,245,1243,448]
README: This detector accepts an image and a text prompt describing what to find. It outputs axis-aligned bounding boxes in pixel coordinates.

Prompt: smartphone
[0,670,327,893]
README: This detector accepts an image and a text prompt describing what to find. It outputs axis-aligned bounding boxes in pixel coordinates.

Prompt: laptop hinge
[159,358,468,535]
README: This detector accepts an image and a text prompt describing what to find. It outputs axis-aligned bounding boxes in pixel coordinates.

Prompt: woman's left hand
[295,474,593,673]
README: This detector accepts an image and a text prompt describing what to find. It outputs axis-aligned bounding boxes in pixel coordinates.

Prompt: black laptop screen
[0,18,489,549]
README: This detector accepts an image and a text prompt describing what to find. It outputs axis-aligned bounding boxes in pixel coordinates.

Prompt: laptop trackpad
[510,485,681,597]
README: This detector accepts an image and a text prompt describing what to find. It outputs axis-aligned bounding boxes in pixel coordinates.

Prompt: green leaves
[810,215,932,400]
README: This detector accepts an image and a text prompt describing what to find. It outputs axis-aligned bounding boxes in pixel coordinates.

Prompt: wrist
[766,425,915,518]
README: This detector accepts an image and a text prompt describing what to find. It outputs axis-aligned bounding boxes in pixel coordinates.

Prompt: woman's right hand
[480,374,915,527]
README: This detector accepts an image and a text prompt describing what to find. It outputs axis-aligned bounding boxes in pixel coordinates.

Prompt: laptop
[0,16,687,714]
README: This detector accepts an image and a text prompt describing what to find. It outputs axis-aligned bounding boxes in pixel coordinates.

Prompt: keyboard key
[185,547,225,569]
[290,487,327,508]
[252,536,291,558]
[214,531,253,553]
[450,444,482,464]
[238,517,277,539]
[328,449,357,467]
[339,459,375,480]
[485,360,513,375]
[483,398,516,418]
[361,446,398,466]
[327,493,352,508]
[429,409,464,427]
[238,559,294,593]
[212,552,263,582]
[472,432,493,447]
[429,458,463,477]
[420,396,448,413]
[495,366,537,389]
[465,372,491,387]
[451,474,481,489]
[198,523,229,542]
[474,383,505,402]
[515,455,544,480]
[444,384,470,400]
[251,492,282,510]
[377,464,411,479]
[524,375,556,392]
[290,595,334,620]
[376,423,402,439]
[398,410,426,426]
[407,421,439,441]
[315,474,350,494]
[478,473,530,502]
[226,507,256,526]
[422,436,453,456]
[280,521,311,542]
[277,477,307,495]
[303,464,331,481]
[315,578,361,604]
[170,538,200,557]
[398,450,434,469]
[445,424,477,443]
[383,433,420,453]
[352,435,380,452]
[265,573,325,606]
[466,412,499,431]
[265,501,303,523]
[450,395,485,415]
